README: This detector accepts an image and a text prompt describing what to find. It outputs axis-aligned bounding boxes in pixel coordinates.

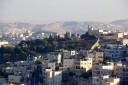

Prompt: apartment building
[93,51,104,64]
[104,47,127,60]
[48,61,56,70]
[121,39,128,45]
[0,78,7,85]
[87,51,103,64]
[44,68,62,85]
[47,52,62,64]
[92,75,120,85]
[75,57,92,73]
[8,75,21,84]
[114,32,124,39]
[88,26,110,36]
[63,58,76,71]
[0,41,9,47]
[92,62,114,77]
[114,62,128,85]
[63,50,76,59]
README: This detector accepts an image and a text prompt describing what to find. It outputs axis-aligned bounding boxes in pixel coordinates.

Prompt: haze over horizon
[0,0,128,24]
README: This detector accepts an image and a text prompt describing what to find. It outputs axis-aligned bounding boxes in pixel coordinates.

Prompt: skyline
[0,0,128,24]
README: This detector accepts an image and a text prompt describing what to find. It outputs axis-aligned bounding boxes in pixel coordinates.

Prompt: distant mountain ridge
[0,19,128,34]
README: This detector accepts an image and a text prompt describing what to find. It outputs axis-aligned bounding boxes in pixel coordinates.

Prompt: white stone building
[121,39,128,45]
[75,57,92,73]
[8,75,21,84]
[44,68,62,85]
[0,41,8,47]
[92,75,120,85]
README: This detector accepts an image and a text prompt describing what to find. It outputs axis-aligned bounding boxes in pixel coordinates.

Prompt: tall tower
[88,25,94,35]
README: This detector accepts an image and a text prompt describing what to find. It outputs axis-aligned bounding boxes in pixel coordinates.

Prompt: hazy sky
[0,0,128,24]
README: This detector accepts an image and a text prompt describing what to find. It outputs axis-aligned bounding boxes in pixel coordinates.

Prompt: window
[97,79,99,81]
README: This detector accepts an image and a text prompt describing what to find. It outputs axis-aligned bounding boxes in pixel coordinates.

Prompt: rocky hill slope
[0,19,128,34]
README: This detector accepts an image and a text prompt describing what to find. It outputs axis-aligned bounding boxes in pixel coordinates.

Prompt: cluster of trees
[18,33,97,53]
[0,32,97,63]
[0,46,37,63]
[81,32,97,41]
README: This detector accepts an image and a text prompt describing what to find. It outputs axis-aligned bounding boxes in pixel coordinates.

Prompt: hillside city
[0,24,128,85]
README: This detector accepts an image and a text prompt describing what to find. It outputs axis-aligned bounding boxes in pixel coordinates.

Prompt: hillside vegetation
[0,33,97,63]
